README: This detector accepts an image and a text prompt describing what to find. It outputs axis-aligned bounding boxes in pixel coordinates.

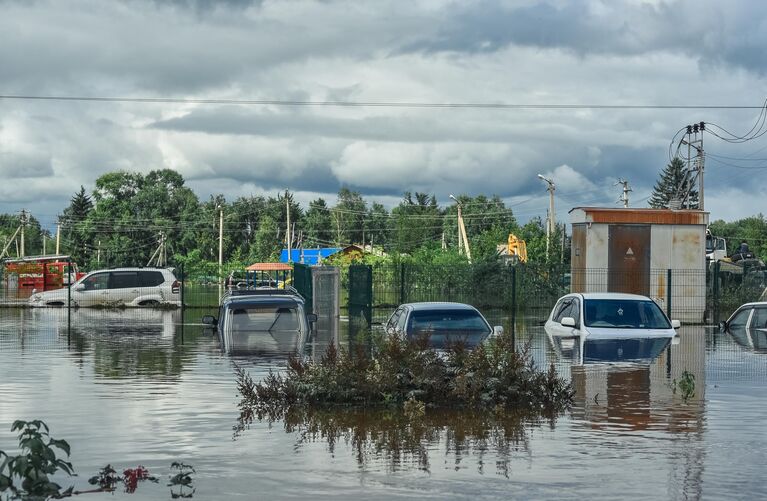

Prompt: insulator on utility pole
[615,179,632,208]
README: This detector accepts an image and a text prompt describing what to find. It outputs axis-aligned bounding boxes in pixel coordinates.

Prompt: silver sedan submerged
[544,292,680,363]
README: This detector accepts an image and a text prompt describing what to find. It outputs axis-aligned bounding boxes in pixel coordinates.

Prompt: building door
[608,225,650,295]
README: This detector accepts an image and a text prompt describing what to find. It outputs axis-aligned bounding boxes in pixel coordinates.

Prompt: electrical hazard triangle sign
[626,247,634,256]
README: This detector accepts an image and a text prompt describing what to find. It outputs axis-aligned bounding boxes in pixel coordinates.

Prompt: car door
[108,271,141,305]
[138,270,166,303]
[76,272,110,306]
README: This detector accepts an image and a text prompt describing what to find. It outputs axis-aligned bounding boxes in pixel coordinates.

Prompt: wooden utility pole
[19,209,27,257]
[55,222,61,255]
[218,205,224,284]
[537,175,555,261]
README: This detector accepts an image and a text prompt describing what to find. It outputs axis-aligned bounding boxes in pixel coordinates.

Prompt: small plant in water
[672,370,696,401]
[168,462,195,499]
[88,464,120,491]
[0,420,74,500]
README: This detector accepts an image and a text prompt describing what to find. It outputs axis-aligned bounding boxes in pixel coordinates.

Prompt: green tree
[365,202,390,250]
[332,187,367,245]
[649,157,699,209]
[253,216,280,262]
[392,192,441,254]
[303,198,333,247]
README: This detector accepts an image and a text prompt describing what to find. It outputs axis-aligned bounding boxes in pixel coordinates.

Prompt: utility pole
[55,222,61,255]
[449,194,472,263]
[680,122,705,210]
[286,191,292,262]
[537,175,555,261]
[19,209,28,257]
[97,240,101,266]
[616,178,632,208]
[43,234,46,255]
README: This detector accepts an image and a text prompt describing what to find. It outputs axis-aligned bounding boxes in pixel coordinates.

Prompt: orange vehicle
[2,255,85,290]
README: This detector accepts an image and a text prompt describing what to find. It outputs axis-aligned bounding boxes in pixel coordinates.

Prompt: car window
[751,308,767,329]
[140,271,165,287]
[584,299,670,329]
[396,310,409,332]
[729,308,752,329]
[553,299,573,323]
[407,309,490,334]
[387,309,401,331]
[82,273,109,291]
[568,298,581,326]
[109,271,140,289]
[551,298,565,321]
[228,306,300,333]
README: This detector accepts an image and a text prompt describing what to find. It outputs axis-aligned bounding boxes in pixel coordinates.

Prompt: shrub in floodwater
[672,370,696,401]
[235,333,573,415]
[0,420,74,499]
[88,464,158,494]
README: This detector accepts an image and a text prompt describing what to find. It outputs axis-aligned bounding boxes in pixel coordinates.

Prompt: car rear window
[408,309,490,332]
[406,309,490,348]
[228,306,300,332]
[109,271,140,289]
[140,271,166,287]
[584,299,670,329]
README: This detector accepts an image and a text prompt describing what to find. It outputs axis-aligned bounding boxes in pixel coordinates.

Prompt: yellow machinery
[498,233,527,263]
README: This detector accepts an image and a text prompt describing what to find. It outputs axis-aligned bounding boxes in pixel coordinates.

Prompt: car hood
[583,326,675,340]
[29,288,69,301]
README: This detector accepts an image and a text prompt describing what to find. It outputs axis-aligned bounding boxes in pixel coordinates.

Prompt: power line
[1,94,765,110]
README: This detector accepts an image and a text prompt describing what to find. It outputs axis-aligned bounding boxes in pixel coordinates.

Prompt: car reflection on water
[549,333,673,365]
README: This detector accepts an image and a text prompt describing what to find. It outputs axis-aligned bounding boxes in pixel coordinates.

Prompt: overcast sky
[2,0,767,229]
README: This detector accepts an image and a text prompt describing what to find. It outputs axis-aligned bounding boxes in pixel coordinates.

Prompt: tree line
[0,169,565,277]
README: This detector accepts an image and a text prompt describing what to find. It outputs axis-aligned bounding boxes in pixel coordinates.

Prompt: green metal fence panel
[348,264,373,326]
[293,263,313,315]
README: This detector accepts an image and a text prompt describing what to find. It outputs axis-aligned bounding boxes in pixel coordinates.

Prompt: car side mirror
[74,284,85,292]
[306,313,318,324]
[671,319,681,329]
[561,317,576,328]
[719,320,727,331]
[202,315,217,326]
[493,325,504,337]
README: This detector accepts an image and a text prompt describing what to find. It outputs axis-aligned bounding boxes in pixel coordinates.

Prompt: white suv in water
[29,267,181,307]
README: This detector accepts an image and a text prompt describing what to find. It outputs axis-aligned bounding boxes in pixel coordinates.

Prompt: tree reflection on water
[235,403,559,475]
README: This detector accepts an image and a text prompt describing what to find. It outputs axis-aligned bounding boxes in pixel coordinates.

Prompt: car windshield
[228,306,300,333]
[583,299,670,329]
[407,308,490,348]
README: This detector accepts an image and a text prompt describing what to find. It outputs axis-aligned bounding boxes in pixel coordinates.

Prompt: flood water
[1,308,766,500]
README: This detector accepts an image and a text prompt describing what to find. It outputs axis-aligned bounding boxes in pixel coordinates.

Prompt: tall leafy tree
[60,186,94,264]
[365,202,390,250]
[303,198,333,247]
[392,192,441,254]
[333,188,367,245]
[649,157,699,209]
[252,215,280,261]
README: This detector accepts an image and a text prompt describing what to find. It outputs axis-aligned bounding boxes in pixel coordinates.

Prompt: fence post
[180,263,185,309]
[67,258,72,342]
[399,262,405,305]
[666,268,672,319]
[511,266,517,351]
[712,260,720,324]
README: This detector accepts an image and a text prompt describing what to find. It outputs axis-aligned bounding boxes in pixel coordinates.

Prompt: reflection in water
[727,326,767,353]
[237,405,553,476]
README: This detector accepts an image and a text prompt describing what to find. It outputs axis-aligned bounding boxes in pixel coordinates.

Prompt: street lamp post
[449,194,472,263]
[537,174,555,261]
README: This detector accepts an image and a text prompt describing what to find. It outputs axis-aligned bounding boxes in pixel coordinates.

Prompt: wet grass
[235,333,574,416]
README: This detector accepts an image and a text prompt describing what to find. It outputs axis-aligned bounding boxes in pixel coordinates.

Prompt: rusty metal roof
[569,207,709,225]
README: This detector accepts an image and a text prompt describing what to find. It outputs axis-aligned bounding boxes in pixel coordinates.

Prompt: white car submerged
[544,293,680,363]
[28,267,181,307]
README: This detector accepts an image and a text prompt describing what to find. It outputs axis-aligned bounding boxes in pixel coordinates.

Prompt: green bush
[236,334,573,416]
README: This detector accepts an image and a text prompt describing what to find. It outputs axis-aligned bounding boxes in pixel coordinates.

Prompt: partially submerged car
[28,267,180,307]
[544,293,680,363]
[203,288,317,356]
[720,302,767,353]
[384,302,502,350]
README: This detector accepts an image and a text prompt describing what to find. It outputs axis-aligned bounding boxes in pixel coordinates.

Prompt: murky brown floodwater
[1,307,765,500]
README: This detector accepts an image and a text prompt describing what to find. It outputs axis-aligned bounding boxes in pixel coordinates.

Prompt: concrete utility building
[569,207,709,323]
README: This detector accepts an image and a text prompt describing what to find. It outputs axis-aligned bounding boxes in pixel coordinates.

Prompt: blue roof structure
[279,248,341,265]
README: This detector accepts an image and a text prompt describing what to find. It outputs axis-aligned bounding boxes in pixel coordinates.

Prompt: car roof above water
[401,302,480,311]
[573,292,654,301]
[222,288,305,308]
